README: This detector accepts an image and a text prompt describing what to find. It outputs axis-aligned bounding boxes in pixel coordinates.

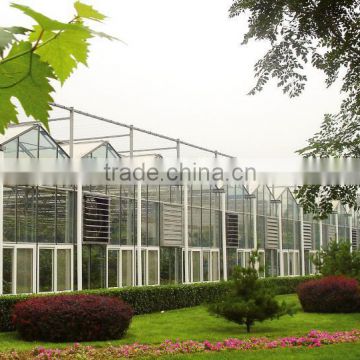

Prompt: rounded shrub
[297,276,360,313]
[12,294,134,342]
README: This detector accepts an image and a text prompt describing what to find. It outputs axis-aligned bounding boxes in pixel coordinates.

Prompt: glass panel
[244,252,251,269]
[289,252,294,276]
[258,251,265,277]
[82,245,106,290]
[18,129,38,158]
[148,250,159,285]
[283,252,289,276]
[37,189,56,243]
[89,144,107,158]
[294,252,300,275]
[120,198,134,245]
[17,187,36,243]
[38,129,58,158]
[203,251,210,281]
[160,247,182,285]
[3,139,18,158]
[3,248,13,294]
[141,249,146,285]
[121,250,133,286]
[57,249,71,291]
[110,196,121,245]
[4,188,16,242]
[56,191,74,244]
[211,252,219,281]
[39,249,53,292]
[190,208,201,247]
[202,210,211,247]
[227,248,237,278]
[147,202,159,246]
[16,248,33,294]
[108,250,119,288]
[192,251,201,282]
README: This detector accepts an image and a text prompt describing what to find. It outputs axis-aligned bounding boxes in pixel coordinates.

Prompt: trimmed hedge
[12,295,133,342]
[0,276,315,332]
[297,275,360,313]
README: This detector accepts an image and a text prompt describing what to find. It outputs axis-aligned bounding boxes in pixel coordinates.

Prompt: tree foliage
[209,258,293,333]
[312,240,360,279]
[229,0,360,218]
[0,2,117,133]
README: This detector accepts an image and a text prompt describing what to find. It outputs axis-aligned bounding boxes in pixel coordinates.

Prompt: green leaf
[90,30,124,43]
[74,1,106,22]
[0,41,54,133]
[30,25,91,84]
[0,29,15,53]
[0,26,32,54]
[11,3,80,31]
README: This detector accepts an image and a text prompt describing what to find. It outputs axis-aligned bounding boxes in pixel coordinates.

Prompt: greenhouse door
[82,244,106,289]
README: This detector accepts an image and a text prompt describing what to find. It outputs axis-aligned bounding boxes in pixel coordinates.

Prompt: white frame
[144,247,160,286]
[37,244,74,293]
[106,246,135,288]
[236,249,265,276]
[3,244,36,295]
[184,248,220,283]
[281,249,300,276]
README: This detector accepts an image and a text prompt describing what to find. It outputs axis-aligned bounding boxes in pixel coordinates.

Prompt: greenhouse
[0,104,356,295]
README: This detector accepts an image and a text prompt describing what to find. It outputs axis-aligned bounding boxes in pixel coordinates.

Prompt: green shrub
[313,240,360,279]
[0,276,313,332]
[209,266,294,333]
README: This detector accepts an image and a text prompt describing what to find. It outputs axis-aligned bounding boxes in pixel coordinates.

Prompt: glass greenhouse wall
[0,120,356,295]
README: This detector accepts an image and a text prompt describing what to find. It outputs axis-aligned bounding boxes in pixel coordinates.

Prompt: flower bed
[1,330,360,359]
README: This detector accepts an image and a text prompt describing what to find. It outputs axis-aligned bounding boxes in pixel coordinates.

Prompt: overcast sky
[1,0,343,158]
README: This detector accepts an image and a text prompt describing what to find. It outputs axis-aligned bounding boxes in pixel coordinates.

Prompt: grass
[0,294,360,355]
[161,343,360,359]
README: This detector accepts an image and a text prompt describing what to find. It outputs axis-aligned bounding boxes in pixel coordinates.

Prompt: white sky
[1,0,343,158]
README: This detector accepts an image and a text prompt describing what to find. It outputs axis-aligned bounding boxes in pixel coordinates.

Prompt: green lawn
[0,294,360,356]
[162,343,360,360]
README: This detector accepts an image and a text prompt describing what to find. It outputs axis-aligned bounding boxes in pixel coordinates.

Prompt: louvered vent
[83,195,110,243]
[352,228,359,251]
[226,213,238,246]
[160,204,183,246]
[266,217,279,249]
[303,222,312,250]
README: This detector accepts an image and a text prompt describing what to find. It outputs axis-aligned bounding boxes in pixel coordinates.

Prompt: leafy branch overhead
[230,0,360,218]
[0,1,118,133]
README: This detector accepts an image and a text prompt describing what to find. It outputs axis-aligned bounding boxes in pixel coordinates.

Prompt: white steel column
[278,202,284,277]
[136,182,142,286]
[221,192,227,281]
[319,219,323,249]
[349,214,353,253]
[183,184,189,283]
[76,174,83,290]
[252,196,257,250]
[69,107,74,158]
[0,149,3,295]
[300,207,305,276]
[335,212,339,243]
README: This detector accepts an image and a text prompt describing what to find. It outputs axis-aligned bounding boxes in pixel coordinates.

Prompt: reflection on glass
[108,250,119,288]
[203,251,210,281]
[192,251,201,282]
[57,249,71,291]
[148,250,159,285]
[39,249,53,292]
[17,248,33,294]
[211,252,219,281]
[3,248,13,294]
[122,250,133,286]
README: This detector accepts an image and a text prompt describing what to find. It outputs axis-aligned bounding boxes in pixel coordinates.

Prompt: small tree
[209,253,293,333]
[312,240,360,279]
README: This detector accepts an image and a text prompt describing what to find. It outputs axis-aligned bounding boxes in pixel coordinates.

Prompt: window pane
[203,251,210,281]
[39,129,58,158]
[192,251,201,282]
[147,202,159,246]
[211,252,219,281]
[17,187,36,243]
[17,248,33,294]
[18,129,38,158]
[283,252,289,276]
[57,249,72,291]
[148,250,159,285]
[39,249,53,292]
[3,248,13,294]
[108,250,119,288]
[37,189,56,243]
[121,250,133,286]
[4,188,16,242]
[3,139,18,158]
